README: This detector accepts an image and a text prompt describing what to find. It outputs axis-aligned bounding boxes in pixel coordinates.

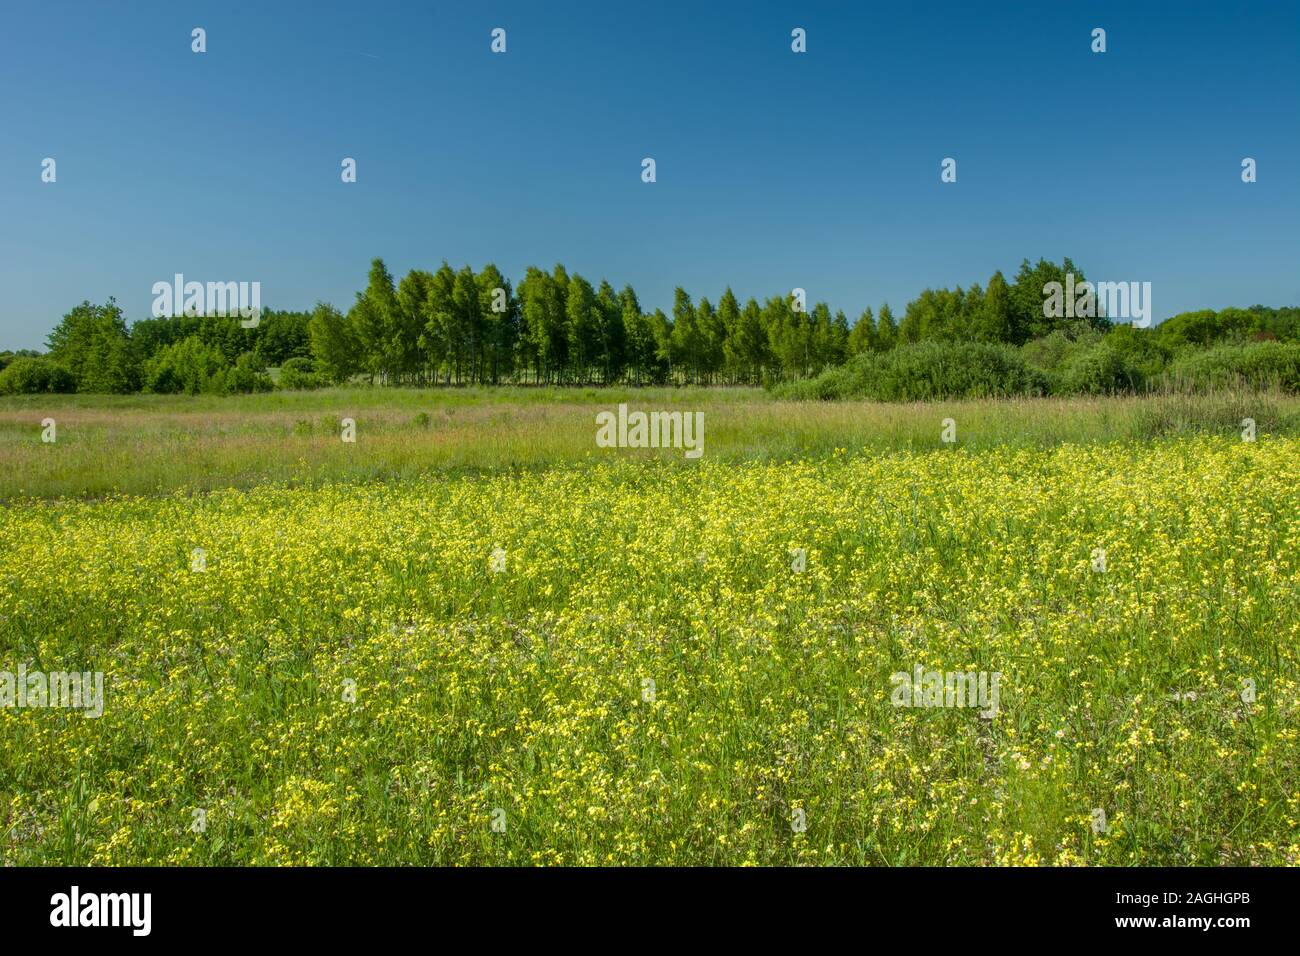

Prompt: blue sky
[2,0,1297,350]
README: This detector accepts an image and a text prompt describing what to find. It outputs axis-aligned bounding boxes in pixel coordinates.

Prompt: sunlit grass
[2,386,1296,499]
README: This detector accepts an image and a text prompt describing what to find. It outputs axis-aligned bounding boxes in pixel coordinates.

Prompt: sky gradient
[2,0,1298,350]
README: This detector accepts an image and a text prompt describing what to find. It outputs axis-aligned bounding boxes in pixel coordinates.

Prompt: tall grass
[2,387,1297,499]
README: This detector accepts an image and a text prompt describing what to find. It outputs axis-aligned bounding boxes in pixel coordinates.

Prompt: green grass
[2,437,1296,864]
[3,386,1297,499]
[3,388,1297,866]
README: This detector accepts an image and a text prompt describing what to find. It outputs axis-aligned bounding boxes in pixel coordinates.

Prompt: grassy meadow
[2,386,1299,499]
[1,387,1298,865]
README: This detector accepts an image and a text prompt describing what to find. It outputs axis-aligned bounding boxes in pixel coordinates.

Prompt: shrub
[0,350,43,374]
[1020,328,1105,377]
[1164,341,1300,393]
[225,352,275,394]
[0,357,77,395]
[773,341,1047,401]
[1104,325,1172,381]
[278,356,326,391]
[142,336,230,395]
[1054,339,1145,395]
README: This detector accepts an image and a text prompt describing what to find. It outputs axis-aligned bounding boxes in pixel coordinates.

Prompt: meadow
[2,386,1298,499]
[1,388,1298,865]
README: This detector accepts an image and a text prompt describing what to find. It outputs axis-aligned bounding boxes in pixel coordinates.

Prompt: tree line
[2,256,1298,395]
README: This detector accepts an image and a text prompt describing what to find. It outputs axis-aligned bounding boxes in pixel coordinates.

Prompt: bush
[1020,328,1106,377]
[0,350,42,374]
[772,341,1047,401]
[142,336,230,395]
[1054,339,1145,395]
[1104,325,1172,382]
[1164,341,1300,393]
[225,352,275,394]
[278,356,326,391]
[0,357,77,395]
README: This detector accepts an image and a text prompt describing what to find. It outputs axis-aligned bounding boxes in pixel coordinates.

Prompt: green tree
[715,288,743,383]
[669,288,701,383]
[595,279,626,383]
[621,285,658,384]
[0,357,77,394]
[45,299,138,393]
[350,259,400,382]
[877,303,898,350]
[765,295,808,377]
[972,270,1012,342]
[476,264,519,384]
[396,270,434,383]
[849,307,879,355]
[518,267,566,383]
[808,302,838,371]
[697,296,727,383]
[650,308,674,380]
[308,302,360,384]
[1009,257,1100,343]
[253,310,312,367]
[565,274,600,383]
[732,297,770,383]
[452,266,482,383]
[829,309,851,366]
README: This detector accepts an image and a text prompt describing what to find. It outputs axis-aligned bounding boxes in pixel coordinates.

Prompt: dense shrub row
[0,357,78,395]
[773,338,1300,402]
[773,342,1046,401]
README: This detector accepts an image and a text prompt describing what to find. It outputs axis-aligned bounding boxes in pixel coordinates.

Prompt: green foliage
[142,336,231,395]
[774,340,1047,402]
[1007,257,1109,343]
[1165,341,1300,392]
[225,352,275,394]
[477,264,520,384]
[876,303,898,350]
[15,255,1300,396]
[45,299,139,393]
[1020,328,1103,376]
[253,310,313,367]
[1054,339,1145,395]
[350,258,401,383]
[0,349,42,373]
[1022,327,1169,396]
[728,297,769,384]
[1104,325,1173,381]
[1158,306,1300,348]
[278,357,326,391]
[308,303,359,384]
[0,356,77,394]
[669,287,702,382]
[848,306,878,356]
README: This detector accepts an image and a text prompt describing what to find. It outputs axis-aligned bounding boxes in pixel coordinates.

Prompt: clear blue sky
[2,0,1297,350]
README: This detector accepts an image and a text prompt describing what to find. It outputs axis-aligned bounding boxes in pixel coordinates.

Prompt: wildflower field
[1,392,1297,866]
